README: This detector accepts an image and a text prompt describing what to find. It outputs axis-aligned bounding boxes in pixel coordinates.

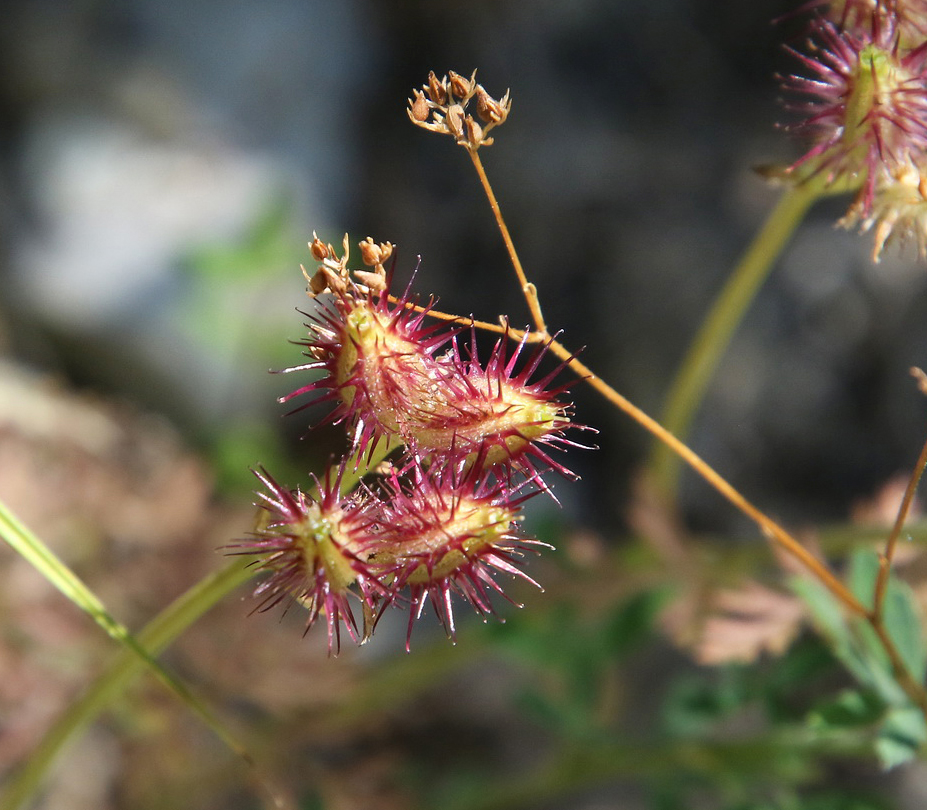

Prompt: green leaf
[790,576,873,688]
[791,567,911,705]
[845,547,927,696]
[847,548,879,612]
[602,588,668,659]
[881,576,927,683]
[808,689,884,730]
[850,621,906,705]
[875,705,927,769]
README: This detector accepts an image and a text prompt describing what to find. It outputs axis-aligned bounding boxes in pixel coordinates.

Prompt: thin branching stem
[550,338,927,717]
[384,297,510,334]
[467,148,548,335]
[385,296,552,343]
[399,293,862,612]
[873,428,927,621]
[458,146,927,718]
[459,146,864,616]
[871,619,927,717]
[394,292,910,624]
[544,340,867,616]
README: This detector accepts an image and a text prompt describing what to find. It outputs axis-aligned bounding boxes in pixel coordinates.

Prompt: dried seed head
[447,70,472,99]
[445,104,465,138]
[474,85,507,124]
[465,117,483,149]
[427,70,447,105]
[409,70,511,150]
[353,269,387,293]
[410,89,429,122]
[310,233,330,262]
[308,266,329,295]
[304,237,353,298]
[359,236,393,268]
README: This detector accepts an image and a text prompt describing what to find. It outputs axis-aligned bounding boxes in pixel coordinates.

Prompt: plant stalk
[468,148,548,335]
[543,340,866,617]
[648,182,821,498]
[461,149,859,616]
[873,428,927,621]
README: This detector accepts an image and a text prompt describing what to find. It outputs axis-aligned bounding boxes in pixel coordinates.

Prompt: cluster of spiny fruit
[783,0,927,259]
[228,234,586,653]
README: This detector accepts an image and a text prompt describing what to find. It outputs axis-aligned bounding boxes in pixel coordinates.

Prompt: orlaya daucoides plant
[10,4,927,809]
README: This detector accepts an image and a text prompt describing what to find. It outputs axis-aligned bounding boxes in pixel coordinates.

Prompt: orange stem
[467,148,548,334]
[872,428,927,620]
[543,339,866,617]
[404,150,863,615]
[402,285,863,615]
[452,121,927,716]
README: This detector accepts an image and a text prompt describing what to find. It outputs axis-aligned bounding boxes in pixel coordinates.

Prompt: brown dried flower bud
[427,71,447,105]
[445,104,465,138]
[309,268,329,295]
[465,116,483,149]
[354,269,387,293]
[448,70,472,99]
[358,236,393,267]
[474,86,506,124]
[912,367,927,397]
[409,90,429,123]
[310,234,329,261]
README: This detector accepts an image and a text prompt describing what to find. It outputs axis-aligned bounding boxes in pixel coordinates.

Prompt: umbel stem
[464,144,858,610]
[467,149,548,335]
[462,140,927,717]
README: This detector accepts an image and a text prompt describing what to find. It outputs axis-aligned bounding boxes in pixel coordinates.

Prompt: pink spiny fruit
[805,1,927,48]
[782,12,927,213]
[283,249,585,484]
[405,327,589,486]
[279,270,460,457]
[359,461,548,650]
[226,465,379,655]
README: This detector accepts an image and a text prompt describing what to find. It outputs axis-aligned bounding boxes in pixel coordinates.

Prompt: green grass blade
[0,438,402,810]
[0,502,264,810]
[0,556,257,810]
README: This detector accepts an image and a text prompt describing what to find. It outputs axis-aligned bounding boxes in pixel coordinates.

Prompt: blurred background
[3,0,927,808]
